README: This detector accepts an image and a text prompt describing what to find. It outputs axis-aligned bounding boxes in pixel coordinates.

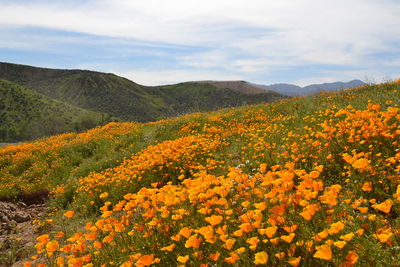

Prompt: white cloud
[1,0,399,85]
[1,1,399,47]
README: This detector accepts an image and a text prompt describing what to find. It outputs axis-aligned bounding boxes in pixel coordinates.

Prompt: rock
[1,214,10,223]
[13,212,31,223]
[18,202,27,208]
[0,201,47,266]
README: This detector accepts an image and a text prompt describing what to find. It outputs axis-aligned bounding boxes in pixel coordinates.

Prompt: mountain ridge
[250,79,366,96]
[192,80,273,95]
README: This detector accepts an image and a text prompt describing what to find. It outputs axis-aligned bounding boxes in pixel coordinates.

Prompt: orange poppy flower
[209,252,220,261]
[361,182,372,191]
[313,244,332,261]
[328,221,345,235]
[137,254,155,266]
[254,252,268,265]
[224,252,239,263]
[287,256,301,266]
[177,255,189,264]
[64,210,75,219]
[161,244,176,252]
[344,251,359,266]
[263,226,278,238]
[99,192,109,198]
[46,240,59,252]
[36,234,50,244]
[340,232,354,241]
[371,199,393,214]
[281,233,295,243]
[205,215,223,226]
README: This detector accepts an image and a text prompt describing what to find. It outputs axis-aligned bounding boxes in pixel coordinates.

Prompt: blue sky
[0,0,399,86]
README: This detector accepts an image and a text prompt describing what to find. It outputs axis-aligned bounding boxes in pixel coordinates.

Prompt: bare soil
[0,201,47,266]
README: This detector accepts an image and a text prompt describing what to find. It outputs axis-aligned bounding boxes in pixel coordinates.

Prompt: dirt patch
[0,201,47,266]
[0,191,49,206]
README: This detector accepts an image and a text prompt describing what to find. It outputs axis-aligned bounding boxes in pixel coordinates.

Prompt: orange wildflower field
[1,80,400,266]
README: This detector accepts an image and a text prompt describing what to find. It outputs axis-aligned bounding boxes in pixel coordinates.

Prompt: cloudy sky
[0,0,399,86]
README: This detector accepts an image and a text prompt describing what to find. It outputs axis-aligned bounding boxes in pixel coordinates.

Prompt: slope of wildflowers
[0,122,142,199]
[1,81,400,266]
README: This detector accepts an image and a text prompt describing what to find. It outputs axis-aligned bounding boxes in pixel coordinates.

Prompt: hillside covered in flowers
[1,80,400,266]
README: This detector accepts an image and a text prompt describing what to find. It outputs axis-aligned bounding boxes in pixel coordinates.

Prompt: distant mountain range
[250,80,366,96]
[0,62,284,141]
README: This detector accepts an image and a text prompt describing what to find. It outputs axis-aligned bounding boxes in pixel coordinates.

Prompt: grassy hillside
[0,62,285,123]
[0,62,172,121]
[194,80,274,95]
[151,82,284,116]
[0,79,112,142]
[1,80,399,266]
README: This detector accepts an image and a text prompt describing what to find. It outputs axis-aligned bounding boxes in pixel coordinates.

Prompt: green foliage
[0,62,285,128]
[0,79,111,142]
[152,82,284,115]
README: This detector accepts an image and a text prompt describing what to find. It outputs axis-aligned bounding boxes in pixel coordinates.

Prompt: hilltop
[0,79,111,142]
[0,80,399,266]
[194,80,273,95]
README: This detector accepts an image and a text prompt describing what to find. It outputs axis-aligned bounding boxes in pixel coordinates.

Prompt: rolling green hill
[0,79,111,142]
[0,62,285,123]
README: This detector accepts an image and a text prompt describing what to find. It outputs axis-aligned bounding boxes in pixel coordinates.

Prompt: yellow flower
[209,252,220,261]
[254,202,267,211]
[283,224,298,233]
[136,254,156,266]
[328,221,345,235]
[340,232,354,241]
[179,227,192,238]
[313,244,332,261]
[241,201,250,208]
[260,226,278,238]
[45,240,59,252]
[352,158,369,169]
[224,252,240,264]
[254,251,268,265]
[36,234,50,244]
[63,210,75,218]
[56,257,64,266]
[371,199,393,214]
[275,252,285,259]
[246,236,259,250]
[204,215,223,226]
[361,181,372,191]
[356,229,364,236]
[333,240,347,249]
[177,255,189,264]
[287,256,301,266]
[161,244,175,252]
[281,233,295,243]
[375,232,393,243]
[99,192,109,198]
[185,234,202,248]
[345,251,359,266]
